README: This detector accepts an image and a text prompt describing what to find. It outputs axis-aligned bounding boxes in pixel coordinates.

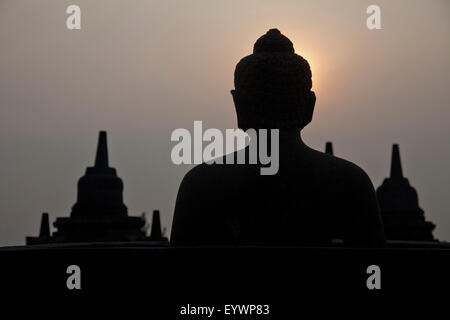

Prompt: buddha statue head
[231,29,316,130]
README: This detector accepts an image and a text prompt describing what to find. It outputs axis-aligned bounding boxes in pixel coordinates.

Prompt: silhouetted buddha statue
[171,29,386,247]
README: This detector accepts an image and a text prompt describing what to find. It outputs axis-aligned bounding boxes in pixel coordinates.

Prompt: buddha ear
[231,89,249,130]
[302,91,316,128]
[231,89,241,124]
[231,89,240,113]
[230,89,236,102]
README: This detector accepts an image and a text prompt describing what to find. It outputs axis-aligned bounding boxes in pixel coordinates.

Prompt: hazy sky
[0,0,449,246]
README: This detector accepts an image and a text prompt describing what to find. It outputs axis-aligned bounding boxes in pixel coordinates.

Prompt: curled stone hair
[233,29,314,130]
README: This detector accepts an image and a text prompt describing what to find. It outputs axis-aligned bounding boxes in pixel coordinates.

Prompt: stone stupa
[26,131,168,244]
[376,144,435,241]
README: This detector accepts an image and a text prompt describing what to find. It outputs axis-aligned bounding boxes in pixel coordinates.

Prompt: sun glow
[293,44,322,93]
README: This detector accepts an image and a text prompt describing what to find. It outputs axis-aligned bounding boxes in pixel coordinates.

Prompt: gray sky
[0,0,449,246]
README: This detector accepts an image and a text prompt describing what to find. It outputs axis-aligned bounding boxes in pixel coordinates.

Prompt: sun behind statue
[171,29,386,247]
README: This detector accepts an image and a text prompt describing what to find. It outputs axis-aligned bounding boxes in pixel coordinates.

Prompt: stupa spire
[390,144,403,179]
[150,210,163,240]
[94,131,109,168]
[325,142,333,155]
[39,213,50,237]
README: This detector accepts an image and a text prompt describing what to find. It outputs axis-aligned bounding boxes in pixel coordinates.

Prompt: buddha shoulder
[305,148,374,190]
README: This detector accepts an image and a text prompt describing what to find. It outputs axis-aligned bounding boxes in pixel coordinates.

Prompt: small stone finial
[94,131,109,168]
[150,210,162,240]
[39,213,50,237]
[325,142,334,155]
[390,144,403,179]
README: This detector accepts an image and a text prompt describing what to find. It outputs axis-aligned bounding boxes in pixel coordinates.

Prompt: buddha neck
[279,129,303,142]
[249,128,306,156]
